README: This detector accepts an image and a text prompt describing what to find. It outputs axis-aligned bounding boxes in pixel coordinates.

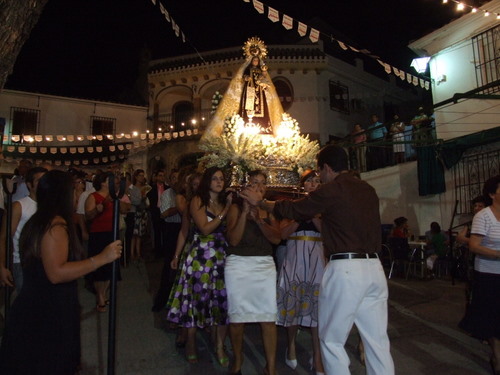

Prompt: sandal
[215,351,229,368]
[186,354,198,364]
[96,304,107,313]
[215,346,229,368]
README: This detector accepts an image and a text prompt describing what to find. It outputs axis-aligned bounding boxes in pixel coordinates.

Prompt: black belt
[329,252,379,261]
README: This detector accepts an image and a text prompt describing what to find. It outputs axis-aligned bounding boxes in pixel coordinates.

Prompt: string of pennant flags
[1,128,199,165]
[147,0,431,90]
[242,0,431,90]
[149,0,186,43]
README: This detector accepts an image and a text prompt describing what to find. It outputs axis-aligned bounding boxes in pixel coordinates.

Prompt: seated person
[387,217,411,261]
[425,222,449,271]
[390,216,410,239]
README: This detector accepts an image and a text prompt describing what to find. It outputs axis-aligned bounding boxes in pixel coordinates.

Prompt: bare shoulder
[48,216,68,234]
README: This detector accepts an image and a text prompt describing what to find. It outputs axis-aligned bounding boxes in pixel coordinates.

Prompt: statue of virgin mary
[203,37,284,139]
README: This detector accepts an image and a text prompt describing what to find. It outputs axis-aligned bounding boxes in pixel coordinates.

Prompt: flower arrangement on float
[210,91,223,115]
[199,113,319,186]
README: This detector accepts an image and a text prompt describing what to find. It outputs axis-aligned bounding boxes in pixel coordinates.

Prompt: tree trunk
[0,0,49,91]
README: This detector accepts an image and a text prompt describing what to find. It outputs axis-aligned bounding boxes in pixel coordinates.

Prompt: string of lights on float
[442,0,500,20]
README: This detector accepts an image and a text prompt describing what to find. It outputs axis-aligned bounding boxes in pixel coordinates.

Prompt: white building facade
[0,89,148,172]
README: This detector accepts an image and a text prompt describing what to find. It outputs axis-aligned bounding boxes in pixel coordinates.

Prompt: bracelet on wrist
[217,214,224,221]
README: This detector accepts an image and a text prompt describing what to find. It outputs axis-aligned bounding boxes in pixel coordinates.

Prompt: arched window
[272,77,294,111]
[173,101,194,131]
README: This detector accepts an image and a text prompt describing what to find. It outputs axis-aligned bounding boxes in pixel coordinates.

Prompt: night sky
[5,0,476,104]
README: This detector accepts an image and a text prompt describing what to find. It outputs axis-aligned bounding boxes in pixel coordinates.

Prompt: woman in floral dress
[277,170,325,374]
[166,167,232,366]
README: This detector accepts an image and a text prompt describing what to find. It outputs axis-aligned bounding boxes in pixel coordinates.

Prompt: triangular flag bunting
[412,76,419,86]
[282,14,293,30]
[337,41,348,50]
[268,7,279,22]
[298,22,307,37]
[406,73,412,83]
[309,28,319,43]
[253,0,264,14]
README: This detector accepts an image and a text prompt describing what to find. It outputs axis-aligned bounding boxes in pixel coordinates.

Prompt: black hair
[247,169,267,182]
[482,175,500,206]
[300,170,318,187]
[394,216,407,227]
[93,171,114,191]
[25,166,48,186]
[132,169,145,185]
[20,170,82,267]
[471,195,487,206]
[197,167,226,208]
[316,145,348,173]
[430,221,441,234]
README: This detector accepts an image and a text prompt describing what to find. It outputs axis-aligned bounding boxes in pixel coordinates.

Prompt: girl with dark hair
[85,172,126,312]
[0,170,122,374]
[166,167,232,366]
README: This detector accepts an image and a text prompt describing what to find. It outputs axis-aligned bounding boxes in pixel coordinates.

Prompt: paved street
[0,251,492,375]
[74,257,492,375]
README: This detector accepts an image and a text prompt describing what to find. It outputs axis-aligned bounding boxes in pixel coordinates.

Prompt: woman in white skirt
[225,170,281,375]
[277,170,325,374]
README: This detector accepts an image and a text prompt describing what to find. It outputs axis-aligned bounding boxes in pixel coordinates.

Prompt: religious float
[200,37,319,195]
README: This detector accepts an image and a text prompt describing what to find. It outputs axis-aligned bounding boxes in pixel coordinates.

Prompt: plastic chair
[405,246,425,279]
[386,237,412,279]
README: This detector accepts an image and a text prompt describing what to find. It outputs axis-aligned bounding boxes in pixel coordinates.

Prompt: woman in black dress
[0,170,122,374]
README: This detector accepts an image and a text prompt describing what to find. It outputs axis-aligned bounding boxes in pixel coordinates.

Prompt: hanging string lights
[442,0,500,20]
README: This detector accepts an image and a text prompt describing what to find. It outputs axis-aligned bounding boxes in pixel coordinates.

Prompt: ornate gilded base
[266,167,300,187]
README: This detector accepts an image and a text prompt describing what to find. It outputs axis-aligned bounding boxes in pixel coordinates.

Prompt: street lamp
[411,57,431,74]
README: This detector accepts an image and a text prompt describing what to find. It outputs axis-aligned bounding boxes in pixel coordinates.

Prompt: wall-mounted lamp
[436,74,447,84]
[410,57,431,74]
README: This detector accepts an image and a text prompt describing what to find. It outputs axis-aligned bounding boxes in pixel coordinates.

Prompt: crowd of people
[0,150,498,375]
[0,149,389,375]
[347,108,436,172]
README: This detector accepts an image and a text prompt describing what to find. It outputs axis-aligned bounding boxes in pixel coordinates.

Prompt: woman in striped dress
[277,170,325,374]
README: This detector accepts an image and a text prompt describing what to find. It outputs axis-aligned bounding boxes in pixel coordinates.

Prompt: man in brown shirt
[241,145,394,375]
